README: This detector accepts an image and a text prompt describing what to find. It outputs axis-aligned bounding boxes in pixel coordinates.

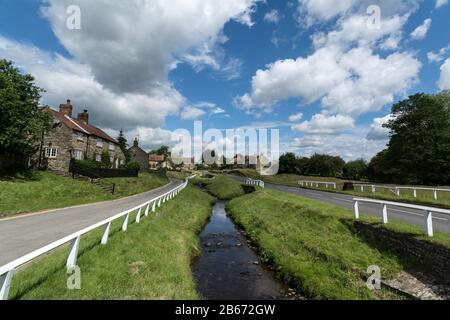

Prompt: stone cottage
[128,138,149,170]
[36,99,125,173]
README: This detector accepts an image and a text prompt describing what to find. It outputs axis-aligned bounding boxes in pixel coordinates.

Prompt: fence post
[360,185,364,192]
[136,207,142,223]
[112,183,115,195]
[372,185,376,193]
[152,200,157,212]
[354,201,360,220]
[145,203,150,217]
[433,190,438,200]
[382,204,388,224]
[413,189,417,198]
[0,270,14,301]
[158,197,162,208]
[425,211,434,237]
[396,188,401,196]
[101,222,111,245]
[122,213,130,232]
[66,236,80,268]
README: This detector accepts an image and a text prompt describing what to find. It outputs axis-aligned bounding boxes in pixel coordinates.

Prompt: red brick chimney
[77,109,89,124]
[59,99,73,117]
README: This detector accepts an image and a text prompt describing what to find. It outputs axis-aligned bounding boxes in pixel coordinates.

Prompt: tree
[278,153,298,174]
[343,159,367,180]
[307,154,345,177]
[101,151,111,168]
[379,92,450,184]
[117,129,130,163]
[0,59,52,173]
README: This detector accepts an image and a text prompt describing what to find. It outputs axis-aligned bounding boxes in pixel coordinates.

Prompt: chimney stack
[133,138,139,147]
[59,99,73,117]
[77,109,89,124]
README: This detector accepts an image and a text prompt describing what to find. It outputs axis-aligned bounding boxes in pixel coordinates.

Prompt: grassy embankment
[234,169,450,208]
[192,175,246,200]
[0,171,168,218]
[9,185,215,300]
[227,188,450,300]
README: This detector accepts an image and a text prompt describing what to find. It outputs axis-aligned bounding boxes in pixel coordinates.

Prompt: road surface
[0,179,182,266]
[230,175,450,234]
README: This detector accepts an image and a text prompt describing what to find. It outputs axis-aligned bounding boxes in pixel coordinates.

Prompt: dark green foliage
[117,129,130,163]
[101,151,111,168]
[343,159,368,180]
[278,153,345,177]
[126,161,140,170]
[0,59,52,173]
[369,92,450,185]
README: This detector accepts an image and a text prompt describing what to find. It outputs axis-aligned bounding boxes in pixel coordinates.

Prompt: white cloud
[264,9,280,24]
[410,18,432,40]
[288,113,304,122]
[42,0,259,94]
[237,46,420,116]
[427,44,450,63]
[292,114,354,134]
[436,0,448,8]
[180,106,206,120]
[437,58,450,90]
[366,114,394,140]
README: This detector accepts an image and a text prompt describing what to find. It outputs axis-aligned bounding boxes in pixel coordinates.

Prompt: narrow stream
[193,200,291,300]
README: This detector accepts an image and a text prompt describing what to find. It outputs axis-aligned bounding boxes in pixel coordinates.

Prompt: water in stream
[193,200,291,300]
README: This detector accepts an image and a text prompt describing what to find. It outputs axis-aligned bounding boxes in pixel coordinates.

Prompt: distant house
[172,156,196,171]
[149,154,171,170]
[128,138,149,170]
[36,99,125,173]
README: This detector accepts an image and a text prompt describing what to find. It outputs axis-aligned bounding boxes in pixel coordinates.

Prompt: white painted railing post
[152,200,157,212]
[0,270,14,301]
[101,222,111,245]
[66,236,80,268]
[372,185,376,193]
[433,190,438,200]
[354,201,360,220]
[158,197,162,207]
[360,185,364,192]
[145,203,150,217]
[413,189,417,198]
[425,211,434,237]
[396,188,400,196]
[136,207,142,223]
[122,213,130,232]
[382,204,388,224]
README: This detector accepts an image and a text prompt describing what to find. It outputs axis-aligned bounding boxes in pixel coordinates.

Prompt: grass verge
[0,171,169,218]
[227,188,450,300]
[192,175,245,200]
[9,185,215,300]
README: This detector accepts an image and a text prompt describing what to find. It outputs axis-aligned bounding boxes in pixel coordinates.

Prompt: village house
[36,99,125,173]
[128,138,149,171]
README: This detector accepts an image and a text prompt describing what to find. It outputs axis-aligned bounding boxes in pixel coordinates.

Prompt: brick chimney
[77,109,89,124]
[59,99,73,117]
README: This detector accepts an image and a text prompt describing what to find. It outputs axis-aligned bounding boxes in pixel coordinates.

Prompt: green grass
[193,175,246,200]
[106,172,168,197]
[233,169,450,208]
[166,170,192,180]
[9,185,215,300]
[0,171,169,218]
[227,188,450,300]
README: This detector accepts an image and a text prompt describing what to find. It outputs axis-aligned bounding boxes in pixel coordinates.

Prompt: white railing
[246,178,265,188]
[298,181,337,189]
[352,197,450,238]
[0,176,196,300]
[354,184,450,200]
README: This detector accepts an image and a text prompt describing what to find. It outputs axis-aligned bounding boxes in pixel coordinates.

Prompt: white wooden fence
[0,176,196,300]
[354,184,450,200]
[298,181,337,189]
[352,197,450,237]
[246,178,265,188]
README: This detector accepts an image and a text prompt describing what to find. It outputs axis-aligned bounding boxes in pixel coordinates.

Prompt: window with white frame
[109,143,115,151]
[72,149,83,160]
[95,154,101,162]
[96,138,103,148]
[45,147,58,158]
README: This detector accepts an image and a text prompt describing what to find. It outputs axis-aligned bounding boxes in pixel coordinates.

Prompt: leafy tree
[343,159,367,180]
[0,59,52,173]
[126,161,140,170]
[278,153,298,174]
[117,129,130,163]
[380,92,450,184]
[307,154,345,177]
[101,151,111,168]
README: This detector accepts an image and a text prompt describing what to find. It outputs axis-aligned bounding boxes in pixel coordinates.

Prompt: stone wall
[85,136,125,168]
[41,124,73,172]
[129,146,149,170]
[354,221,450,284]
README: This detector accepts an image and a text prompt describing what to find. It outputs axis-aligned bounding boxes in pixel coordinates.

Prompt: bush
[126,161,140,170]
[74,159,101,169]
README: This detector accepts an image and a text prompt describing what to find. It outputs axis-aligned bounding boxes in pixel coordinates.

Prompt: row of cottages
[36,99,125,173]
[128,139,173,171]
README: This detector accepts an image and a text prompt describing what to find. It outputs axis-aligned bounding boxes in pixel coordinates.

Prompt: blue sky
[1,0,449,160]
